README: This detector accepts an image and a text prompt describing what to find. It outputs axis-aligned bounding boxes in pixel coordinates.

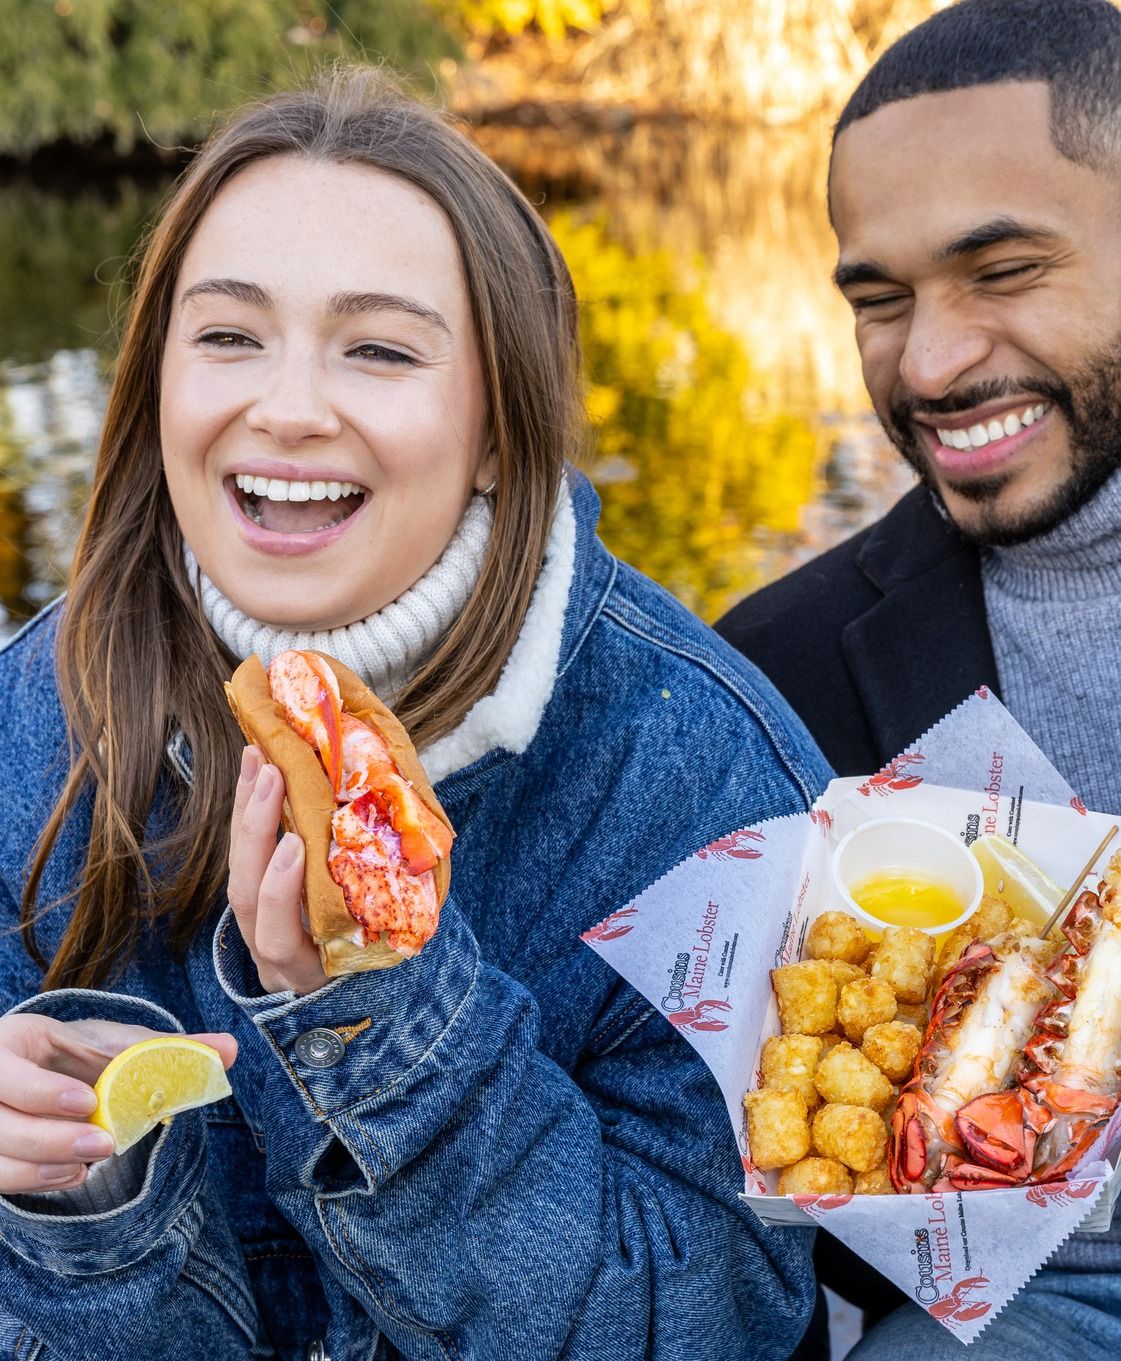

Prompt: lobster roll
[225,649,454,976]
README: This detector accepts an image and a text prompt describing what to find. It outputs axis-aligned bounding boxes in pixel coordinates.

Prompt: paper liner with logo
[582,689,1121,1345]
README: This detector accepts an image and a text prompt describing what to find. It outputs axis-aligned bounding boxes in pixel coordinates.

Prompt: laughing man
[718,1,1121,1356]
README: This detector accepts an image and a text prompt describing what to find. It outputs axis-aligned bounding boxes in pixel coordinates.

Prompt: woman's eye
[349,343,415,365]
[195,330,258,349]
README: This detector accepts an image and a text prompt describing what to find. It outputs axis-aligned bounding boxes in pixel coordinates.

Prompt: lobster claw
[955,1089,1049,1183]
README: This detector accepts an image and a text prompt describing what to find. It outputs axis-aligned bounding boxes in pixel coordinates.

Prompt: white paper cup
[832,816,983,935]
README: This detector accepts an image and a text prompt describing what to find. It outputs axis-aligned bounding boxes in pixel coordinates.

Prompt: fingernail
[239,747,262,784]
[39,1163,82,1184]
[273,832,301,870]
[72,1132,115,1159]
[254,766,275,800]
[57,1088,97,1115]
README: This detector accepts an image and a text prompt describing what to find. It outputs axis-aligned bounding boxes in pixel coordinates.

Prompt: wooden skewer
[1040,823,1120,938]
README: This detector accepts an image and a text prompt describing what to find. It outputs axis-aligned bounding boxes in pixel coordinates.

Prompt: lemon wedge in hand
[969,834,1064,929]
[90,1037,232,1154]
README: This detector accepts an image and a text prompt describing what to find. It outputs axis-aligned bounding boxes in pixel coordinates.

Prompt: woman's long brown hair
[24,68,583,989]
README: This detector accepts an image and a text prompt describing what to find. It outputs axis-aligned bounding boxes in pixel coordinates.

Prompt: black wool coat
[716,486,1000,777]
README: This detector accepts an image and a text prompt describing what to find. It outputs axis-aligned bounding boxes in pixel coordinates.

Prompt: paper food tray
[583,689,1121,1343]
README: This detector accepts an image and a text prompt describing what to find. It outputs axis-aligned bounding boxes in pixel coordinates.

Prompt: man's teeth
[936,403,1048,452]
[233,473,365,502]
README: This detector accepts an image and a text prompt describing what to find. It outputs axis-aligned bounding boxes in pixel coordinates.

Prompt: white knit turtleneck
[188,486,579,783]
[186,496,493,702]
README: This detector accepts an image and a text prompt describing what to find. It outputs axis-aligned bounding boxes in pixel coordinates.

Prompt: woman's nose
[244,350,342,444]
[897,298,995,401]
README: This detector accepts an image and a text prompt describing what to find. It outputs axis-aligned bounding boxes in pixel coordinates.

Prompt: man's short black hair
[835,0,1121,168]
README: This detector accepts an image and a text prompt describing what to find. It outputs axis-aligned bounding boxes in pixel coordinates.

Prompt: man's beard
[881,339,1121,546]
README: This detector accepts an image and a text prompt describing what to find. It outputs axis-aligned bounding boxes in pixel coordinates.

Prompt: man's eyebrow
[179,278,272,309]
[934,217,1062,262]
[832,260,893,291]
[327,290,451,334]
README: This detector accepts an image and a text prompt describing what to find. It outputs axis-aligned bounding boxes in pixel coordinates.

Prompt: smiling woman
[0,66,830,1361]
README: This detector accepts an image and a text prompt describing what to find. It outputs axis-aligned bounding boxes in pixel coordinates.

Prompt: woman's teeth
[936,402,1048,452]
[233,473,365,502]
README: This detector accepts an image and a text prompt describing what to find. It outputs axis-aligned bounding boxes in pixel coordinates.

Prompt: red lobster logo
[975,685,991,700]
[791,1193,853,1212]
[697,828,765,861]
[810,809,834,835]
[1026,1178,1098,1210]
[928,1276,992,1326]
[665,998,732,1033]
[1071,796,1088,817]
[581,905,639,944]
[858,752,925,798]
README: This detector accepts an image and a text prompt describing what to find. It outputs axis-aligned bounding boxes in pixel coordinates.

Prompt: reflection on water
[0,120,915,640]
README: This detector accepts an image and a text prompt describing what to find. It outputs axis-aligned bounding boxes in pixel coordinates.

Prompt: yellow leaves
[550,209,821,620]
[456,0,615,39]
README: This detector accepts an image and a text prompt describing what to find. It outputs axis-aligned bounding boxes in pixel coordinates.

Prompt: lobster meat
[889,933,1053,1192]
[891,852,1121,1192]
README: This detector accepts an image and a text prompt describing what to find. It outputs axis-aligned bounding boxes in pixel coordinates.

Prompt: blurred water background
[0,0,953,640]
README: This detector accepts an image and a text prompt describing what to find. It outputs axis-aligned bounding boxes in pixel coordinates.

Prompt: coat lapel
[840,489,999,768]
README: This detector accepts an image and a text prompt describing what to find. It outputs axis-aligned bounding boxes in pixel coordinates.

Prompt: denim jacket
[0,477,830,1361]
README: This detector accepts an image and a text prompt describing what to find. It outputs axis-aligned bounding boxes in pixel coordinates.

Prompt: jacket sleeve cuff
[0,990,207,1272]
[212,900,479,1121]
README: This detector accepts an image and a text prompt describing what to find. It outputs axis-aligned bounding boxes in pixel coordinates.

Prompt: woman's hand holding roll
[227,745,328,996]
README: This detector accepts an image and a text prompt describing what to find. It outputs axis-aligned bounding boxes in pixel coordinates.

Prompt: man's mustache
[890,378,1072,427]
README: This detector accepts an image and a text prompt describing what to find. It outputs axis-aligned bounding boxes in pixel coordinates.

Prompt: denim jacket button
[293,1028,346,1068]
[306,1342,330,1361]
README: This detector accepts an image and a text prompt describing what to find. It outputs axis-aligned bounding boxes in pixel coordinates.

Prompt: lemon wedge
[90,1037,232,1154]
[969,834,1064,929]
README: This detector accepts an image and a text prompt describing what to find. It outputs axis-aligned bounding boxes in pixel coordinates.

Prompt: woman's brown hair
[24,67,583,989]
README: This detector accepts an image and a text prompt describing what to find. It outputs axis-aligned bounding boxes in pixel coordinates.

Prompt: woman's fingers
[229,745,263,850]
[0,1045,97,1119]
[0,1104,112,1169]
[0,1155,88,1194]
[227,759,286,938]
[254,834,327,994]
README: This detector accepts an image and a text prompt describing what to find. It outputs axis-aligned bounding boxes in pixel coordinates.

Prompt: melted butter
[851,871,965,929]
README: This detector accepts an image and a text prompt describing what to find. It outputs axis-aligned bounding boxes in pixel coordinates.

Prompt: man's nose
[897,297,994,400]
[245,350,342,444]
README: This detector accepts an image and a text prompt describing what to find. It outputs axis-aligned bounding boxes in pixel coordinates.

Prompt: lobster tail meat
[1018,860,1121,1181]
[889,934,1053,1192]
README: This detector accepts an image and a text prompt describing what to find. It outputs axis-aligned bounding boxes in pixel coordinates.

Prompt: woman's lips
[224,478,369,555]
[923,407,1052,479]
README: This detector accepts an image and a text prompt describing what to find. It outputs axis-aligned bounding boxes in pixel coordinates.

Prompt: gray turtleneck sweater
[983,469,1121,1267]
[983,468,1121,816]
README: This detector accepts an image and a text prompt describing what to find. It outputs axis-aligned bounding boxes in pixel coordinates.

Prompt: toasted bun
[224,653,453,977]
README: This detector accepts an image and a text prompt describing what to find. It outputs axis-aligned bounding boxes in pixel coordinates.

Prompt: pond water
[0,119,916,640]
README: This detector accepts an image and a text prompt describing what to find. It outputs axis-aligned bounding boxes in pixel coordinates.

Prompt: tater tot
[827,959,866,989]
[771,960,837,1035]
[894,1001,930,1032]
[862,1021,922,1083]
[819,1032,845,1056]
[812,1104,886,1173]
[744,1089,811,1169]
[805,911,871,966]
[854,1164,894,1195]
[836,976,897,1042]
[870,926,935,1004]
[814,1042,893,1111]
[778,1157,854,1196]
[971,894,1014,939]
[761,1034,823,1108]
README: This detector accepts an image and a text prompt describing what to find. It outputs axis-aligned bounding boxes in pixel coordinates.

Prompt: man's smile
[911,400,1054,480]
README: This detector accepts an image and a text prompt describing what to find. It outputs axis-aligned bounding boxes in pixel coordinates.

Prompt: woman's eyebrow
[178,278,451,336]
[327,290,451,335]
[179,277,271,309]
